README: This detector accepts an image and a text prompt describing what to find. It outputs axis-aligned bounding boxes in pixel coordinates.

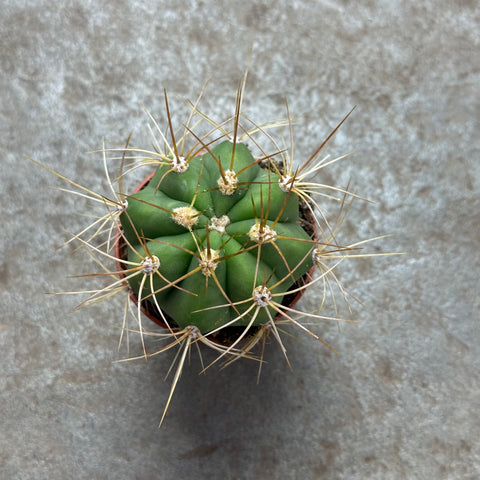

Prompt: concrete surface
[1,1,479,479]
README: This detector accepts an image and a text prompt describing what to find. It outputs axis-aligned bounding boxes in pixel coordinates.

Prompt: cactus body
[120,140,313,334]
[33,75,393,427]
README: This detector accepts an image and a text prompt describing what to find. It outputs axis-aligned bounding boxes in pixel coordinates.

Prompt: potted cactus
[33,76,387,426]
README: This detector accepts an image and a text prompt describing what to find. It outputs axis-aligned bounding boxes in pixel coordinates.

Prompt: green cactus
[120,139,314,336]
[32,73,393,426]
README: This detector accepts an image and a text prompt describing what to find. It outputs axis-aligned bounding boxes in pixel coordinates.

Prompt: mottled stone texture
[1,1,479,479]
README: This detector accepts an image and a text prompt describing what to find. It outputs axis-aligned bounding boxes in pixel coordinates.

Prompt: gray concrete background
[1,1,479,479]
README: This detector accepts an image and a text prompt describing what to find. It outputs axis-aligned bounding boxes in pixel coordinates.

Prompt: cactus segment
[120,140,314,334]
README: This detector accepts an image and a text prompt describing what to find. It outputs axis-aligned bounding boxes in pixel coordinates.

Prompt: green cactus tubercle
[120,140,314,335]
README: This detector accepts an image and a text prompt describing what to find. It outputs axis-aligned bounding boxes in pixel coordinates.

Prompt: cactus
[121,138,315,334]
[33,74,392,426]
